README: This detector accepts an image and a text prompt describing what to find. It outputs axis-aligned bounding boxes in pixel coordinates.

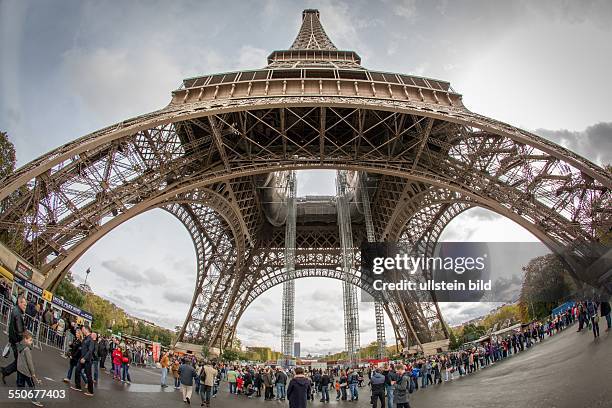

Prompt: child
[121,353,132,384]
[111,346,123,380]
[236,374,244,394]
[335,380,341,400]
[17,330,43,407]
[171,359,181,389]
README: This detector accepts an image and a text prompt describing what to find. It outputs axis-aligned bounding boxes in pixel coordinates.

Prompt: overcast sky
[1,0,610,355]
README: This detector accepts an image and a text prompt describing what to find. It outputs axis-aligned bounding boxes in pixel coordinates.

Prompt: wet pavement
[0,323,610,407]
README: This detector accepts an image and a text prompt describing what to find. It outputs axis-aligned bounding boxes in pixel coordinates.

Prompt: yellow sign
[42,290,53,302]
[0,265,13,281]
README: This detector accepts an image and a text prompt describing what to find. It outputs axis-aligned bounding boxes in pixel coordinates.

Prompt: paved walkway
[0,324,610,407]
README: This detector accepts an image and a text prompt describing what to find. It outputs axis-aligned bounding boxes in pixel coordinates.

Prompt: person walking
[160,351,170,388]
[16,330,44,407]
[199,362,218,407]
[179,358,197,404]
[63,328,82,383]
[369,368,386,408]
[1,295,26,384]
[72,326,95,396]
[287,367,311,408]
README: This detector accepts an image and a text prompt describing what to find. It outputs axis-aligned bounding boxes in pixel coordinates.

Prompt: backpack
[200,367,207,382]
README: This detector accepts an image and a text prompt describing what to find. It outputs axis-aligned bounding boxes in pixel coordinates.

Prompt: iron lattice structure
[281,171,296,357]
[360,172,387,358]
[0,10,610,353]
[336,170,360,365]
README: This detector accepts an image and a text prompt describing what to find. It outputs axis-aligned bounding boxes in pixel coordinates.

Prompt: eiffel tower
[0,9,609,362]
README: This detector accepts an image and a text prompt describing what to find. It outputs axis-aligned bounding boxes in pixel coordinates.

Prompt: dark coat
[393,372,411,404]
[370,371,385,394]
[287,376,311,408]
[8,305,25,344]
[80,336,95,363]
[179,363,197,386]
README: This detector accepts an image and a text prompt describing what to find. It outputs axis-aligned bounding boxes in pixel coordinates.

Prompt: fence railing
[0,296,68,353]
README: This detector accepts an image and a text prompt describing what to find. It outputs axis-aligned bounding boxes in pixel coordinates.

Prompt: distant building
[247,346,282,362]
[78,283,93,294]
[294,342,301,358]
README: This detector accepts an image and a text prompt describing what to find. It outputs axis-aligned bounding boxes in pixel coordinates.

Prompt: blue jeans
[320,385,329,401]
[200,385,213,404]
[229,381,237,394]
[276,383,286,399]
[92,360,99,382]
[66,363,75,380]
[385,384,394,408]
[122,364,131,382]
[349,383,358,400]
[421,371,428,388]
[161,367,168,385]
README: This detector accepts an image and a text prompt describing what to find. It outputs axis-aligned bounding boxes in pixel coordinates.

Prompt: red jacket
[112,349,123,365]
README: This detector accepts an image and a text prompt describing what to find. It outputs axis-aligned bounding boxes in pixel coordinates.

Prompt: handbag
[2,343,10,358]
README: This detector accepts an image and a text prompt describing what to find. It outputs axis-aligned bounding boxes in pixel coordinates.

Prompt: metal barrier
[0,297,68,352]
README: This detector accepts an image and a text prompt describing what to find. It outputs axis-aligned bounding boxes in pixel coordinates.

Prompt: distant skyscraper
[294,342,301,358]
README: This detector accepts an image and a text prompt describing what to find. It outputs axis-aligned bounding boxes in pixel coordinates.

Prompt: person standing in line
[319,370,330,403]
[348,368,359,401]
[287,367,311,408]
[392,364,412,408]
[275,367,288,401]
[384,363,396,408]
[98,336,108,372]
[1,295,26,385]
[179,358,197,404]
[160,351,170,388]
[72,325,95,396]
[227,366,238,395]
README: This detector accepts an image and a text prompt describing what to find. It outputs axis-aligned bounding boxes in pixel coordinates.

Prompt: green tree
[519,254,575,321]
[221,349,241,362]
[55,272,85,307]
[448,328,461,350]
[0,131,26,252]
[0,131,16,179]
[460,324,486,343]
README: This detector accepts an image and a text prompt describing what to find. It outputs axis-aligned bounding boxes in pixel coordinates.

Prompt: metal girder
[281,171,297,357]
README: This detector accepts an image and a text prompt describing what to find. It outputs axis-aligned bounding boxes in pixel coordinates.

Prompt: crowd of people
[159,351,220,406]
[0,292,609,407]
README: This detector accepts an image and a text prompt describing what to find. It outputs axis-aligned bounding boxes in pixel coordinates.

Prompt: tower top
[267,9,361,68]
[290,9,337,51]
